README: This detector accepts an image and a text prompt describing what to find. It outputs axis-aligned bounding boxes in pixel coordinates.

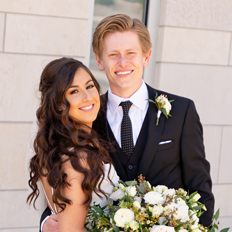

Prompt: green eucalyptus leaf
[175,223,186,230]
[210,227,215,232]
[220,228,230,232]
[192,205,204,211]
[125,180,137,186]
[147,99,156,104]
[214,209,220,220]
[112,224,120,232]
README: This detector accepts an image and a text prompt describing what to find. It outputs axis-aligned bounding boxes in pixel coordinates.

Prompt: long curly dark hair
[27,57,113,211]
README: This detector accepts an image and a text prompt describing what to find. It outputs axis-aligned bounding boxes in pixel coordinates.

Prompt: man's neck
[110,82,143,99]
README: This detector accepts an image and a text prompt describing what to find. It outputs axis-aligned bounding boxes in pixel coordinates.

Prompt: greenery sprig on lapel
[148,92,174,125]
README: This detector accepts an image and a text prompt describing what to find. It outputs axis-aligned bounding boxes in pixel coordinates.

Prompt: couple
[27,14,214,231]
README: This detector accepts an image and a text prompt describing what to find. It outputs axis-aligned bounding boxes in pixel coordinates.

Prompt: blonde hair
[92,14,152,58]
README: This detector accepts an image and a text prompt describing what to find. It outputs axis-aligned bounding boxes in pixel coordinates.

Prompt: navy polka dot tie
[120,101,133,158]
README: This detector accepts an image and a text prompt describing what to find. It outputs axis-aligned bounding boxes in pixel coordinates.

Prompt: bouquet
[85,175,229,232]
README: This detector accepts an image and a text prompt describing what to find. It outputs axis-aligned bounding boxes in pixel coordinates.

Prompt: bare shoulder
[62,151,89,183]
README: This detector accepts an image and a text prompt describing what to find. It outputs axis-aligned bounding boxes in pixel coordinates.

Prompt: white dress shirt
[107,81,149,147]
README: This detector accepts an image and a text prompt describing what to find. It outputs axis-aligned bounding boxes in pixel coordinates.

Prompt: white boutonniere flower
[148,92,174,125]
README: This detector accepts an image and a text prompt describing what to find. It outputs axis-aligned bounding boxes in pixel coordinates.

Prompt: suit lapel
[137,86,165,178]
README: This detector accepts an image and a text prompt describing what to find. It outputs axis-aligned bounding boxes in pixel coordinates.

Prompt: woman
[27,57,119,231]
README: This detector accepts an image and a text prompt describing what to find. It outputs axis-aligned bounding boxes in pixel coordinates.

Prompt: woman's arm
[58,159,89,232]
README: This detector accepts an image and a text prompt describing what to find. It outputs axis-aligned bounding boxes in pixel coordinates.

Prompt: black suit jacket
[93,84,214,226]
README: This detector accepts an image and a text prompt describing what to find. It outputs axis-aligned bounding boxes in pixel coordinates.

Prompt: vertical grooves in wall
[2,13,6,52]
[228,32,232,65]
[217,126,224,183]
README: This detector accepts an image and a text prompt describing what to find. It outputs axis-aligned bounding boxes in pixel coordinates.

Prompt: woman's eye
[70,89,78,94]
[87,84,94,89]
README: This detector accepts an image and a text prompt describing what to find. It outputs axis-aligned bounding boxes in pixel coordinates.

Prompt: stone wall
[0,1,93,230]
[154,0,232,229]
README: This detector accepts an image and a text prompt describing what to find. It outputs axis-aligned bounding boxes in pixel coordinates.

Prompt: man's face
[95,31,151,98]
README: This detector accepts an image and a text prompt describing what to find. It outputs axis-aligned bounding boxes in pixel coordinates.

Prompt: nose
[82,90,93,102]
[118,54,128,67]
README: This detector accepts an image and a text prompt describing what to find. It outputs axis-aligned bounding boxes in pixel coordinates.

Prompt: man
[41,14,214,231]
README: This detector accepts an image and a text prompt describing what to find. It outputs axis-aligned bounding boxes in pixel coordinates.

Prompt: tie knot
[120,101,133,115]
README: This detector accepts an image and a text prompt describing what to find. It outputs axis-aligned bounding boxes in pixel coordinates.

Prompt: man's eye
[109,53,116,57]
[70,89,78,94]
[87,84,94,89]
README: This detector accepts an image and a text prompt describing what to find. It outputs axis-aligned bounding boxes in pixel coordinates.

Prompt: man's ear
[143,49,152,67]
[95,54,105,71]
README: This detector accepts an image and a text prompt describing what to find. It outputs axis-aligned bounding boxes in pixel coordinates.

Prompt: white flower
[167,201,189,222]
[191,203,198,208]
[126,186,137,197]
[152,205,164,217]
[110,189,125,201]
[118,183,126,191]
[192,193,201,202]
[190,210,199,225]
[114,208,134,228]
[134,196,142,203]
[150,225,175,232]
[129,220,139,231]
[165,188,176,197]
[191,223,200,232]
[144,191,165,205]
[133,201,141,209]
[156,95,172,114]
[155,185,168,194]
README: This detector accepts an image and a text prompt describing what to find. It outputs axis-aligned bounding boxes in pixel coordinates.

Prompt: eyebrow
[69,79,93,88]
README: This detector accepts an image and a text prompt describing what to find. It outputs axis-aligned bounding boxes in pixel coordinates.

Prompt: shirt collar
[107,81,149,114]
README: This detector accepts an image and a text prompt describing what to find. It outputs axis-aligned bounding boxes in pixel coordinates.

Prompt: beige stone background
[0,0,231,231]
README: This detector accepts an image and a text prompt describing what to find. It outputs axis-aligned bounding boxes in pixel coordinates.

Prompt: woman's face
[65,68,100,127]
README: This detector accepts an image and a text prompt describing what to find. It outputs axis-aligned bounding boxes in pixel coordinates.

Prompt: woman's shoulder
[62,152,88,182]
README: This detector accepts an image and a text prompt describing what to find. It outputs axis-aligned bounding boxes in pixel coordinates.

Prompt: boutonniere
[148,92,174,125]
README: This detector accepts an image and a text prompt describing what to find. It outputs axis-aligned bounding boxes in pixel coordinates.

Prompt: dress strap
[41,181,58,214]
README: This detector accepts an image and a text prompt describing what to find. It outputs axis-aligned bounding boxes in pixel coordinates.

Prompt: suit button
[128,165,133,170]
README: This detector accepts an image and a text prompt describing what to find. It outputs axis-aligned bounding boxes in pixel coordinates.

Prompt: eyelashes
[70,84,95,95]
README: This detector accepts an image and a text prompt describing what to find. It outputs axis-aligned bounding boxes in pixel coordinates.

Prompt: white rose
[165,189,176,197]
[114,208,134,228]
[168,202,189,222]
[134,196,142,203]
[110,189,125,201]
[152,205,164,217]
[118,183,126,191]
[126,186,137,197]
[155,185,168,194]
[150,225,175,232]
[192,193,201,202]
[157,95,172,114]
[133,201,141,209]
[144,191,165,205]
[129,220,139,231]
[176,198,187,205]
